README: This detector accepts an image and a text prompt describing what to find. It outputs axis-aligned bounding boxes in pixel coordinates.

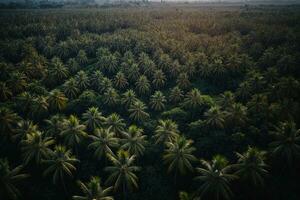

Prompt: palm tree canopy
[88,127,119,159]
[105,150,141,191]
[43,145,79,184]
[73,176,114,200]
[121,125,147,157]
[163,136,197,175]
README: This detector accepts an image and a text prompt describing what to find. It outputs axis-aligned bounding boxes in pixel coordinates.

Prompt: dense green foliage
[0,5,300,200]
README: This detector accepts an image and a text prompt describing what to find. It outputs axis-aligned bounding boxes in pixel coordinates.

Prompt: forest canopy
[0,4,300,200]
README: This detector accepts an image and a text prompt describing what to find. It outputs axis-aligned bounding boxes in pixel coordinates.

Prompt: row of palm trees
[1,100,299,200]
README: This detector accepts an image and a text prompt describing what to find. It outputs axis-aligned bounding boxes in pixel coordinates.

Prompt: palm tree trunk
[61,177,68,196]
[123,182,127,200]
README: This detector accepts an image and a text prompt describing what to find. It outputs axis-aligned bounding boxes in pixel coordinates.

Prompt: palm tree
[236,81,252,101]
[183,88,202,109]
[105,150,141,200]
[67,58,80,74]
[76,50,88,66]
[127,64,140,82]
[204,106,226,129]
[269,121,300,165]
[14,120,38,141]
[16,92,34,115]
[44,114,65,137]
[219,91,235,109]
[8,72,28,94]
[114,72,128,89]
[169,86,184,103]
[0,159,29,200]
[226,103,247,127]
[0,107,20,138]
[73,176,114,200]
[103,88,119,106]
[121,125,147,157]
[104,113,126,135]
[43,145,78,191]
[121,89,137,108]
[48,57,69,84]
[63,78,80,99]
[88,127,119,159]
[75,71,90,90]
[153,119,179,144]
[61,115,87,150]
[21,131,55,165]
[0,81,12,101]
[150,91,166,111]
[128,100,149,122]
[135,75,150,95]
[82,107,106,132]
[47,89,68,112]
[31,95,49,118]
[195,155,236,200]
[233,147,268,187]
[163,136,196,180]
[176,73,190,90]
[99,77,113,94]
[152,69,166,88]
[90,71,104,91]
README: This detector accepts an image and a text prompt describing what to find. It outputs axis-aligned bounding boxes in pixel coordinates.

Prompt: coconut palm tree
[103,88,119,106]
[0,158,29,200]
[169,86,184,103]
[152,69,166,88]
[43,145,78,190]
[226,103,247,127]
[195,155,236,200]
[150,91,166,111]
[88,127,119,159]
[104,113,126,135]
[21,131,54,165]
[0,107,20,138]
[60,115,87,150]
[127,64,140,82]
[204,106,226,129]
[44,114,65,137]
[219,91,235,110]
[121,89,138,108]
[82,107,106,132]
[176,73,190,90]
[183,88,202,109]
[90,70,104,90]
[48,57,69,84]
[105,150,141,200]
[99,77,113,94]
[121,125,147,157]
[269,121,300,165]
[163,136,196,179]
[7,72,28,94]
[14,120,38,141]
[114,72,128,89]
[31,95,49,119]
[73,176,114,200]
[233,147,268,187]
[135,75,150,95]
[0,81,12,101]
[67,58,80,74]
[63,78,80,99]
[75,71,90,90]
[16,92,34,115]
[76,50,88,66]
[153,119,179,144]
[128,100,149,122]
[47,89,68,112]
